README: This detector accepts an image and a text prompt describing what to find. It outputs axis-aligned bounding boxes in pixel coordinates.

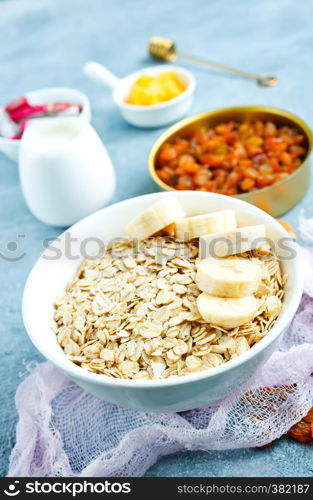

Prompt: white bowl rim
[22,191,303,389]
[113,65,196,112]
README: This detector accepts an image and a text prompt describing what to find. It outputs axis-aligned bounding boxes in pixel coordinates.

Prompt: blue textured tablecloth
[0,0,312,477]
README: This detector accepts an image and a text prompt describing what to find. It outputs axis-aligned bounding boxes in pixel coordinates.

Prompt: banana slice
[196,256,262,297]
[197,293,260,329]
[126,197,186,240]
[175,210,236,241]
[199,224,266,258]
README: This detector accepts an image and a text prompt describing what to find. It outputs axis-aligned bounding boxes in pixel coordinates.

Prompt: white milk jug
[19,117,116,226]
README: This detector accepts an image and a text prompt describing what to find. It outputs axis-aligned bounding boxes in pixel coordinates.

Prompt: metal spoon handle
[177,51,277,87]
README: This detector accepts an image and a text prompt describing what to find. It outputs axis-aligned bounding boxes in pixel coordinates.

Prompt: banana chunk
[197,293,260,329]
[126,197,185,240]
[199,224,266,258]
[175,210,236,241]
[196,256,262,298]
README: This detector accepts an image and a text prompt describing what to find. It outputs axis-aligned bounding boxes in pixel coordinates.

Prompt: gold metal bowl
[148,106,312,217]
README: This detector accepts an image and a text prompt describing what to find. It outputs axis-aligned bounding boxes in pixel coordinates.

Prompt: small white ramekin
[22,191,303,412]
[84,62,196,128]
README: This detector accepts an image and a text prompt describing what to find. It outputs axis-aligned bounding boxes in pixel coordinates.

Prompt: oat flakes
[53,237,285,380]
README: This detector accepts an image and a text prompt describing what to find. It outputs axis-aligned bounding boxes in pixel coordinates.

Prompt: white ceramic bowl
[84,62,196,128]
[22,191,303,412]
[0,87,91,162]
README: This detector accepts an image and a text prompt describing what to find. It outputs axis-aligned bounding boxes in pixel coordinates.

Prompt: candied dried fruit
[156,119,308,194]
